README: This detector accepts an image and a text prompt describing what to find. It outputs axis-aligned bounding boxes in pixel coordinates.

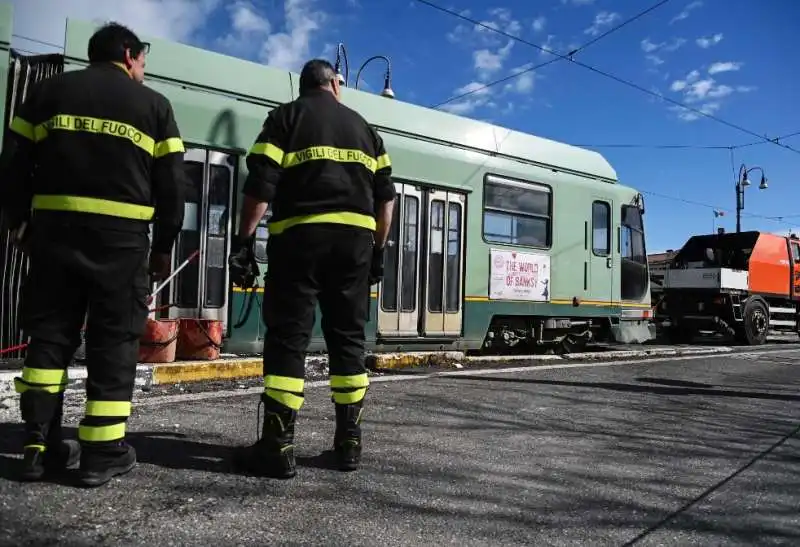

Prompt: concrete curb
[366,351,465,371]
[0,346,737,399]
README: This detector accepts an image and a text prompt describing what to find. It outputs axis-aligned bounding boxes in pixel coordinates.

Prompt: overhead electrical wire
[640,190,799,228]
[433,0,674,108]
[8,33,795,226]
[415,0,800,156]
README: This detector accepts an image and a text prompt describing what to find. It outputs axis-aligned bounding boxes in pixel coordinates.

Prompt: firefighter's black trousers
[261,224,372,410]
[14,221,150,448]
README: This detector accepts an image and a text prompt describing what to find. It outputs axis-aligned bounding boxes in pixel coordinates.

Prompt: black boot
[234,395,297,479]
[77,441,137,488]
[333,402,363,472]
[20,394,80,481]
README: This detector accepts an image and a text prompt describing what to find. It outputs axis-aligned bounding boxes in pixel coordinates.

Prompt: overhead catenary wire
[640,189,799,228]
[433,0,674,108]
[415,0,800,156]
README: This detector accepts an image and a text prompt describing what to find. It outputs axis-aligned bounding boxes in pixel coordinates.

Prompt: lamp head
[741,174,751,187]
[758,174,768,190]
[381,72,394,99]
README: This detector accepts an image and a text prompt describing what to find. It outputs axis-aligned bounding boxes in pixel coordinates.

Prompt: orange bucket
[138,319,179,363]
[176,318,223,360]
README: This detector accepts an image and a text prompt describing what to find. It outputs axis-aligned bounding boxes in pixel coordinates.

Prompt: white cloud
[216,1,271,53]
[667,64,753,122]
[258,0,327,71]
[646,55,665,66]
[663,38,687,52]
[641,38,661,53]
[584,11,620,37]
[532,16,546,33]
[696,33,723,48]
[670,1,703,24]
[708,61,742,74]
[671,101,719,121]
[473,40,513,79]
[539,34,557,57]
[439,81,492,115]
[641,37,686,54]
[442,8,541,116]
[8,0,222,52]
[504,64,537,94]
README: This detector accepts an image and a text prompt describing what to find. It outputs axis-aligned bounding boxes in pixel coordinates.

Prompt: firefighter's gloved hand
[369,245,385,285]
[229,234,258,289]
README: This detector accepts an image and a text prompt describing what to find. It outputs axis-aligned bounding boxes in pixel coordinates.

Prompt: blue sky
[7,0,800,252]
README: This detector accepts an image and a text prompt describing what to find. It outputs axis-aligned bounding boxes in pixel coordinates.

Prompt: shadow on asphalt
[0,421,349,483]
[444,375,800,402]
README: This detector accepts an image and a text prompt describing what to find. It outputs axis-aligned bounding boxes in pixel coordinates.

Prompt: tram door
[377,183,466,338]
[164,148,235,330]
[422,189,465,336]
[377,183,422,336]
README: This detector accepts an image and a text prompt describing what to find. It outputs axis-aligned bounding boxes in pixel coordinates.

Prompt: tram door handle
[606,258,612,269]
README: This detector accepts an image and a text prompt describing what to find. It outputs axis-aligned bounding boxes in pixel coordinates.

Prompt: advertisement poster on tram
[489,249,551,302]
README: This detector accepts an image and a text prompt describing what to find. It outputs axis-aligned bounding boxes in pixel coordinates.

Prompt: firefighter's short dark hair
[88,22,149,64]
[299,59,337,95]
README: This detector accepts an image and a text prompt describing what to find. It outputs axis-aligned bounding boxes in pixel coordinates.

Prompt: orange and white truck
[655,230,800,345]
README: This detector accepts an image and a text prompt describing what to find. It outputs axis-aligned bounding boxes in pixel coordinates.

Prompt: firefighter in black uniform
[0,23,185,487]
[229,59,396,478]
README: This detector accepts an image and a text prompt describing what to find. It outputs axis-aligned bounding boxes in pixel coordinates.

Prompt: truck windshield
[671,232,758,270]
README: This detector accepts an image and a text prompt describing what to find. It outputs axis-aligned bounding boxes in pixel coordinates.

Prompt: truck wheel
[735,298,769,345]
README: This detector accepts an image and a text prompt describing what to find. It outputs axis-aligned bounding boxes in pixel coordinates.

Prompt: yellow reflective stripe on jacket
[376,153,391,171]
[282,146,378,172]
[30,114,184,158]
[10,116,35,140]
[32,195,155,221]
[268,211,376,235]
[37,114,155,155]
[154,137,185,158]
[250,142,285,165]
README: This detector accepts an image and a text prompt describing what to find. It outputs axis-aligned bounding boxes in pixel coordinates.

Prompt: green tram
[0,7,654,359]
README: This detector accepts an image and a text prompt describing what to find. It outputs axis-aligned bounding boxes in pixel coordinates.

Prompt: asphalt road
[0,349,798,546]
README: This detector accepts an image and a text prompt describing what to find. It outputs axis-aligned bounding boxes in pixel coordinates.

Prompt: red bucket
[176,318,223,361]
[138,319,179,363]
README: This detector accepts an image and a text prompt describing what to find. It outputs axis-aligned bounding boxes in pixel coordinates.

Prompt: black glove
[228,234,258,289]
[369,244,385,285]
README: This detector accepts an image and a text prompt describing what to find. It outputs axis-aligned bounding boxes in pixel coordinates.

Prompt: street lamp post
[736,163,768,233]
[355,55,395,98]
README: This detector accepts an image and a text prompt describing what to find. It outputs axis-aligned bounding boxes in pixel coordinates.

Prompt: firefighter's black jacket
[0,62,185,253]
[243,89,396,235]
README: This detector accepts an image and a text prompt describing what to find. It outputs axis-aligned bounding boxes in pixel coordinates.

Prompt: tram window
[483,174,551,248]
[400,195,419,312]
[592,201,610,256]
[620,204,648,301]
[446,202,462,313]
[253,207,273,264]
[428,200,445,313]
[174,161,204,308]
[380,199,401,312]
[204,165,231,308]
